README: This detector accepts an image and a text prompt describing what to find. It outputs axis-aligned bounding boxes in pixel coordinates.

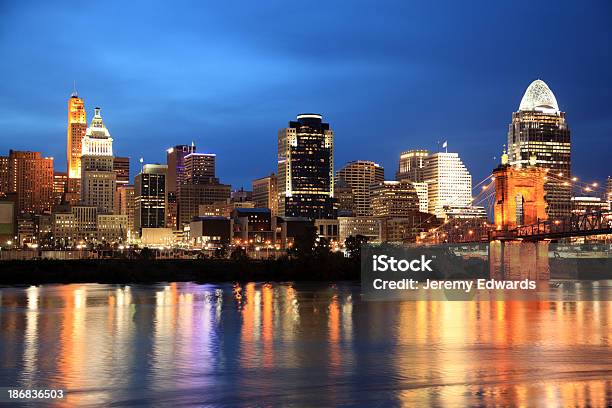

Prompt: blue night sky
[1,0,611,189]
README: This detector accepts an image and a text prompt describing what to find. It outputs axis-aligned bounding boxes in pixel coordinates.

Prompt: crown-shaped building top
[518,79,559,113]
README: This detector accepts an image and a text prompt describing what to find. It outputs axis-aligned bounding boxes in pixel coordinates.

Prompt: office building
[67,91,87,185]
[336,160,384,216]
[177,152,230,228]
[508,79,571,218]
[334,178,355,216]
[252,173,278,215]
[278,114,335,219]
[0,156,8,197]
[370,181,420,218]
[53,171,68,207]
[135,164,167,233]
[571,196,607,215]
[115,184,135,237]
[412,181,428,213]
[81,107,116,213]
[167,144,196,229]
[178,183,231,227]
[397,149,429,182]
[113,157,130,185]
[338,217,381,244]
[423,152,472,219]
[7,150,54,215]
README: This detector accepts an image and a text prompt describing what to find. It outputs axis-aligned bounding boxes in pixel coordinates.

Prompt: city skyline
[1,1,611,189]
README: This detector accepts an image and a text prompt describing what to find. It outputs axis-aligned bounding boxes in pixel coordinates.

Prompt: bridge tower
[493,149,547,231]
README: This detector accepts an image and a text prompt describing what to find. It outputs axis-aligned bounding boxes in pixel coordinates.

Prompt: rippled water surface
[0,282,610,407]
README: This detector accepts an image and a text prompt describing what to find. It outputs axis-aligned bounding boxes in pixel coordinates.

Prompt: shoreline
[0,257,361,286]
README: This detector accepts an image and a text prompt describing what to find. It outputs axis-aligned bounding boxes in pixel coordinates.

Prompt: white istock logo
[372,255,433,272]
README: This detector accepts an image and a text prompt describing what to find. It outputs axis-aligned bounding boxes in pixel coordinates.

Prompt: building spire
[71,80,78,97]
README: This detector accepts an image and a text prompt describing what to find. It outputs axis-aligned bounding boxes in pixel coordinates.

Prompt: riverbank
[0,256,360,285]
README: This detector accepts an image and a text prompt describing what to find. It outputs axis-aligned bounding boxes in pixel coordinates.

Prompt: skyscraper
[81,107,116,213]
[252,173,278,215]
[336,160,384,216]
[423,152,472,219]
[278,114,335,219]
[508,79,571,218]
[184,153,216,184]
[167,144,196,229]
[53,171,68,207]
[66,91,87,196]
[113,157,130,185]
[370,181,420,218]
[135,164,167,232]
[0,156,9,197]
[115,184,135,236]
[396,149,429,182]
[167,144,196,193]
[177,152,230,227]
[7,150,54,215]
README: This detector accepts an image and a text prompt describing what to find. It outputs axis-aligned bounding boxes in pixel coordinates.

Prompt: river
[0,282,610,407]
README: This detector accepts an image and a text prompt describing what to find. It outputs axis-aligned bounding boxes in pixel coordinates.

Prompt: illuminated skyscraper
[508,79,571,218]
[81,107,116,213]
[177,153,230,227]
[53,171,68,207]
[336,160,384,216]
[252,173,278,215]
[135,164,167,232]
[166,144,196,229]
[113,157,130,185]
[7,150,54,215]
[66,91,87,196]
[370,181,420,217]
[278,114,335,219]
[423,152,472,219]
[396,149,429,182]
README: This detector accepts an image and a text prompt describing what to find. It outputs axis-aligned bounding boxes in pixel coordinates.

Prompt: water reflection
[0,282,609,406]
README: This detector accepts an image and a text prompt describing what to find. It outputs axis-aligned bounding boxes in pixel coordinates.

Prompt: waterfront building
[278,114,335,219]
[178,183,231,227]
[370,181,420,218]
[422,152,472,219]
[443,205,487,219]
[314,218,339,243]
[232,208,274,247]
[7,150,54,215]
[96,214,128,242]
[134,164,167,233]
[0,198,16,243]
[571,196,608,215]
[336,160,384,216]
[113,157,130,185]
[199,199,254,218]
[380,213,440,243]
[338,216,381,244]
[252,173,278,215]
[396,149,429,182]
[81,108,116,213]
[189,216,232,248]
[508,79,571,218]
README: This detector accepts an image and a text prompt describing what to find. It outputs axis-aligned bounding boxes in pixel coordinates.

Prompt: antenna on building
[71,80,78,97]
